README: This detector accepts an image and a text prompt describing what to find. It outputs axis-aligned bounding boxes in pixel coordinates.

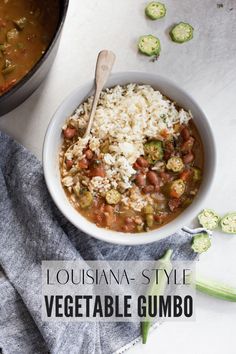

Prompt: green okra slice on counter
[138,35,161,57]
[220,212,236,234]
[198,209,220,230]
[170,22,194,43]
[145,2,166,20]
[191,233,211,254]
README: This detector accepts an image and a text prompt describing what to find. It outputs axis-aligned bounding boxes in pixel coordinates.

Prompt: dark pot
[0,0,69,117]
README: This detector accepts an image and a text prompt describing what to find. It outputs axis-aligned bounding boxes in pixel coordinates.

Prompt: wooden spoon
[84,50,116,137]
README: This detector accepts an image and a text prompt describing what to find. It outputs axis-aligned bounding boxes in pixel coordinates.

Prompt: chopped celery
[143,204,154,214]
[146,214,154,227]
[192,167,202,181]
[7,28,19,42]
[13,17,27,30]
[2,59,16,75]
[72,182,81,197]
[79,191,93,209]
[0,43,10,54]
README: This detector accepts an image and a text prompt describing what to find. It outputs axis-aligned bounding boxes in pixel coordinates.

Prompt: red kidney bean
[90,165,106,177]
[122,225,129,233]
[165,141,174,152]
[146,171,160,186]
[63,127,77,139]
[66,160,73,170]
[85,149,93,160]
[99,203,106,213]
[134,216,143,225]
[95,212,104,226]
[135,173,146,187]
[143,185,155,194]
[133,162,142,170]
[104,208,116,227]
[168,198,181,212]
[104,205,114,213]
[136,157,149,168]
[183,153,194,164]
[164,151,172,161]
[180,169,192,181]
[181,127,190,141]
[154,214,165,224]
[181,137,195,153]
[0,19,7,27]
[93,198,99,208]
[164,142,174,160]
[122,222,136,233]
[125,217,134,224]
[160,172,172,183]
[78,158,89,169]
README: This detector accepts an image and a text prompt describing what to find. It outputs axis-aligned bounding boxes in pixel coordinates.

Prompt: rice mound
[62,84,192,209]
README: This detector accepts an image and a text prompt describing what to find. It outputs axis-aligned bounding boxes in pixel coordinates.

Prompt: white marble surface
[1,0,236,353]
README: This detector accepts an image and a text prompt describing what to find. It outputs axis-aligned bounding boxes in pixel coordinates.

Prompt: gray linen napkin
[0,131,197,354]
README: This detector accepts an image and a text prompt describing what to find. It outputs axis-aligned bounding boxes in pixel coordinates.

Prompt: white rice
[62,84,192,211]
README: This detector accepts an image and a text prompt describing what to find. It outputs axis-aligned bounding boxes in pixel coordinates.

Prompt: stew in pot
[0,0,60,95]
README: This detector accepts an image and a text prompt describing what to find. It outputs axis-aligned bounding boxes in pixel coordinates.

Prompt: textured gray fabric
[0,132,197,354]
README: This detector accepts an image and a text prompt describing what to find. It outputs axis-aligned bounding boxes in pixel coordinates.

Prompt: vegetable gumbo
[60,84,204,234]
[0,0,60,95]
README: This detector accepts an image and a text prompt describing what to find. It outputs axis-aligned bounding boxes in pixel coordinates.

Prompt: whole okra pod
[141,249,173,344]
[187,274,236,302]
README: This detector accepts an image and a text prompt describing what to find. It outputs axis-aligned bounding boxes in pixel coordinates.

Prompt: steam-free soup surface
[0,0,59,95]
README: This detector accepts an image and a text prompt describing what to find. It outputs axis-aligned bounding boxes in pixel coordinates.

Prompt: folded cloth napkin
[0,132,197,354]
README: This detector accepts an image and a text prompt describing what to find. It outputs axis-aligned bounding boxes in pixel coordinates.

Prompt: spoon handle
[84,50,116,137]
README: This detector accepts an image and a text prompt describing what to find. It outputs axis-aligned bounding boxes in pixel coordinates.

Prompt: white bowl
[43,72,216,245]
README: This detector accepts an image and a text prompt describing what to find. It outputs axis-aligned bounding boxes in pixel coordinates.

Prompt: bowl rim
[43,71,217,245]
[0,0,69,104]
